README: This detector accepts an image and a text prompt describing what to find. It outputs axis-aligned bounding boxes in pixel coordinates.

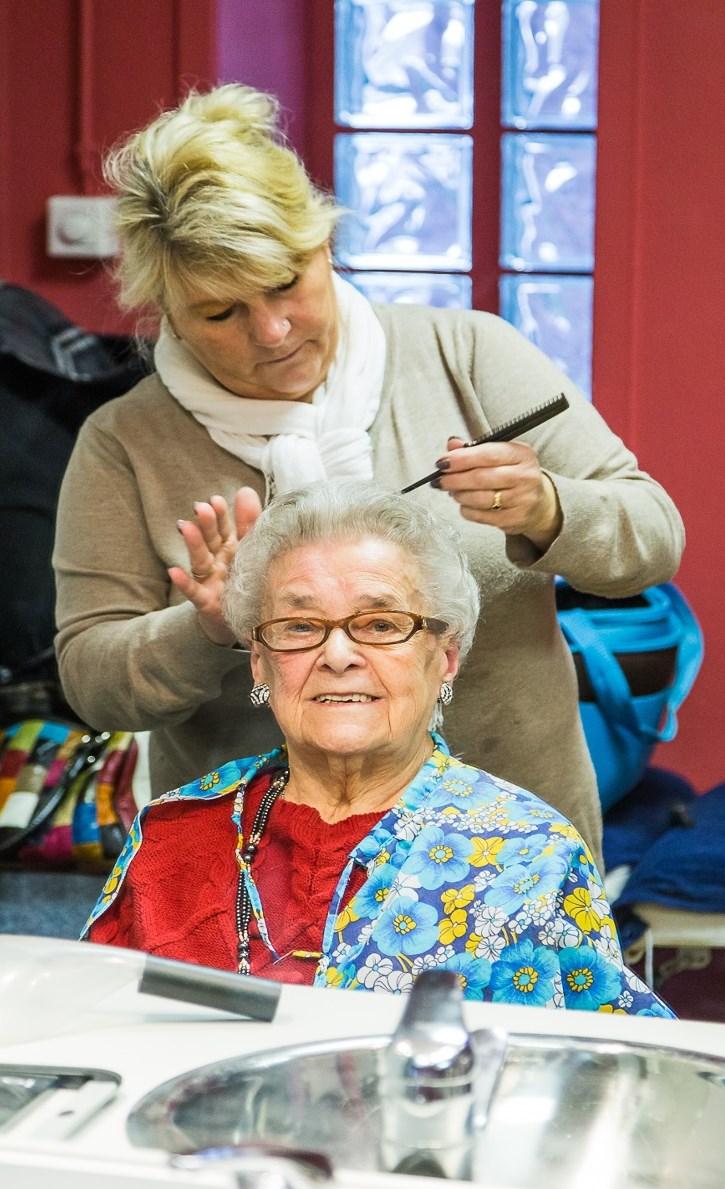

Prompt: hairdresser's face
[167,246,338,402]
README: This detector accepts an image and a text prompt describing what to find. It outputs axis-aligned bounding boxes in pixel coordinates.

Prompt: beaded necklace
[235,766,289,975]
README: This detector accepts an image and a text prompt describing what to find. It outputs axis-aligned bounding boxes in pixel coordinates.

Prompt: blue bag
[556,582,704,813]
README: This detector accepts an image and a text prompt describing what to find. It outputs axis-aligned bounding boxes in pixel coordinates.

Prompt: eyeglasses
[251,610,449,652]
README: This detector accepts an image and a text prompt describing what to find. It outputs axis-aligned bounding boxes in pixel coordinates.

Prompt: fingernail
[430,476,442,489]
[434,458,450,470]
[193,501,202,513]
[176,519,185,533]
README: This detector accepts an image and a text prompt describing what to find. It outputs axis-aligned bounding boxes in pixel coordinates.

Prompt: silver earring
[250,682,270,707]
[439,681,454,706]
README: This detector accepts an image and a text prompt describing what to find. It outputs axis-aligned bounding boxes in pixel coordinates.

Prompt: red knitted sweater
[89,772,380,983]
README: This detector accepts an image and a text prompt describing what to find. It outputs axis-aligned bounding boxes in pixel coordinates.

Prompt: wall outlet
[46,195,119,258]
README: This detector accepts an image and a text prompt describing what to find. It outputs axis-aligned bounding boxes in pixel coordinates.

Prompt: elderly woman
[85,481,672,1016]
[53,83,684,869]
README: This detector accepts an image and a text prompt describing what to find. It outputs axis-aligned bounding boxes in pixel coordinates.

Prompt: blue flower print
[491,798,541,826]
[637,1000,676,1018]
[406,827,471,890]
[559,944,622,1011]
[485,855,568,915]
[349,864,400,919]
[526,804,560,827]
[498,832,550,867]
[389,838,413,868]
[356,833,387,865]
[375,896,439,957]
[424,767,486,810]
[440,952,492,1000]
[490,938,559,1007]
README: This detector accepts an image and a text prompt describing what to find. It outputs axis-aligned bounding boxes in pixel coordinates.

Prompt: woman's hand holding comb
[434,435,563,550]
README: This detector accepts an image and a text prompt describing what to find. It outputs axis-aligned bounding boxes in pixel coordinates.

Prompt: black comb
[401,393,570,494]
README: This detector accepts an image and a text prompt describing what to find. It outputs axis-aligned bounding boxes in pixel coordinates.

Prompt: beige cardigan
[53,307,685,864]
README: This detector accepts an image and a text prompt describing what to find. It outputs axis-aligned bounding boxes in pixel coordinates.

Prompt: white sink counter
[1,935,725,1187]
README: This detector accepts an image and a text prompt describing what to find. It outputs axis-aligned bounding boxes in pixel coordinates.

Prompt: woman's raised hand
[168,486,263,644]
[437,436,563,553]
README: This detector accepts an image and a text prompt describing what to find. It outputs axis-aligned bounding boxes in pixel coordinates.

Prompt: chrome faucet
[379,969,506,1179]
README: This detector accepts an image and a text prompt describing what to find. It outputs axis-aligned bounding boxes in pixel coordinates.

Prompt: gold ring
[191,567,214,581]
[491,490,503,511]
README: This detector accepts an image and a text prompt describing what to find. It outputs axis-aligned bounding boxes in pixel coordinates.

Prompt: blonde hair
[104,84,341,315]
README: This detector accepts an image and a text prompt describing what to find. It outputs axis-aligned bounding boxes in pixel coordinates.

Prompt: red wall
[0,0,216,333]
[1,0,723,789]
[595,0,725,790]
[217,0,310,155]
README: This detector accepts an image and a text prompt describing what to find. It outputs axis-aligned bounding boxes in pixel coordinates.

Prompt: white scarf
[154,274,386,498]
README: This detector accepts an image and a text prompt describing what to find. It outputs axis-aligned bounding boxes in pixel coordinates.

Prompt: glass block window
[500,1,599,397]
[348,270,472,308]
[332,2,600,336]
[499,273,593,394]
[502,0,599,130]
[333,0,473,307]
[500,132,596,272]
[336,0,475,129]
[334,132,472,270]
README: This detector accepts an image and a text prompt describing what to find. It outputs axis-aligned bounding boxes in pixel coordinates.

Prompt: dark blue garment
[603,767,697,872]
[601,765,698,951]
[614,781,725,915]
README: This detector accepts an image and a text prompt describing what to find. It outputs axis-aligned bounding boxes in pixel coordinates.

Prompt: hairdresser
[53,84,684,868]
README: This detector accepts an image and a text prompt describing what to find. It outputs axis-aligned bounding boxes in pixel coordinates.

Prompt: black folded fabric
[0,283,148,683]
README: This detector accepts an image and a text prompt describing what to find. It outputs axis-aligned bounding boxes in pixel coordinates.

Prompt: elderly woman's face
[167,246,338,402]
[250,538,459,765]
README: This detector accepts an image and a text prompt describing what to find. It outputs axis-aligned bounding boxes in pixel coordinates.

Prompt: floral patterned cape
[83,735,673,1016]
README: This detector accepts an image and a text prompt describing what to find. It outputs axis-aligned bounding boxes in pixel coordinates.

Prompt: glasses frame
[251,611,450,653]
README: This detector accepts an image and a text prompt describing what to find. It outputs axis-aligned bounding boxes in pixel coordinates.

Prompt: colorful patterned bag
[0,719,139,870]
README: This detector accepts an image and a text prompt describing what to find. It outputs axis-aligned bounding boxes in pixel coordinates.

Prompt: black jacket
[0,282,148,687]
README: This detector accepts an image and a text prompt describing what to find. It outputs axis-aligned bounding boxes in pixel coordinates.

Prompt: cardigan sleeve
[468,315,685,596]
[480,834,676,1015]
[53,416,246,733]
[552,843,675,1016]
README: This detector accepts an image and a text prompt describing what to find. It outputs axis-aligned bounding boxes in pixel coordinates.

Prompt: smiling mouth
[313,694,378,704]
[266,343,306,365]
